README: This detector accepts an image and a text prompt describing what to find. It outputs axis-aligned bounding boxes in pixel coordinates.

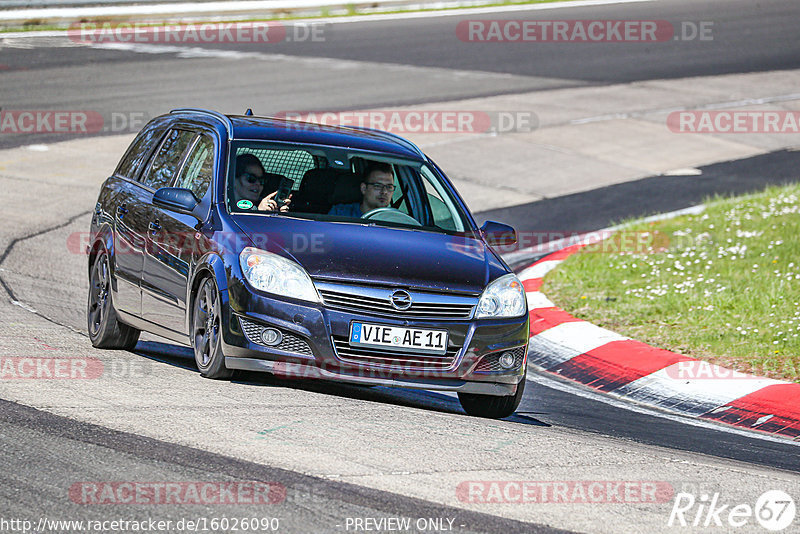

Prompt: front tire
[191,277,233,379]
[87,250,140,350]
[458,377,526,419]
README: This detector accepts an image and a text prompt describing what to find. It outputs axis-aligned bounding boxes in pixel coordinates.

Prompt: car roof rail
[346,125,426,159]
[170,108,234,140]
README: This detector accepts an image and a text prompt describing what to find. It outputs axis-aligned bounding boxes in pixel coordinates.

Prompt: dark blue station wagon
[87,108,529,418]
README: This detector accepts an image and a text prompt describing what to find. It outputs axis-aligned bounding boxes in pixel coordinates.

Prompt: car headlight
[476,273,526,318]
[239,247,320,303]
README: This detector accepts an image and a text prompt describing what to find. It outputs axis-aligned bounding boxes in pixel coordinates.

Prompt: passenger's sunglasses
[238,172,263,185]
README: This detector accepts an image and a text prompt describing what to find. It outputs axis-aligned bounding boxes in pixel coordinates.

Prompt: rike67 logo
[668,490,796,531]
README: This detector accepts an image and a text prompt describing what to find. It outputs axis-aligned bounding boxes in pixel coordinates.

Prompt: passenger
[328,162,394,217]
[233,154,291,212]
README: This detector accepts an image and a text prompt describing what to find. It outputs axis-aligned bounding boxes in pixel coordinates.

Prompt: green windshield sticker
[237,199,253,210]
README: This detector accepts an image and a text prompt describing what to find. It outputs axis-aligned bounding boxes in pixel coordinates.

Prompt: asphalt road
[6,0,799,81]
[2,0,800,532]
[162,0,800,83]
[488,149,800,240]
[2,0,800,149]
[2,398,558,534]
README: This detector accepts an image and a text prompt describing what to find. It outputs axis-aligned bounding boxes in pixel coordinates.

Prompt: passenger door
[110,122,167,318]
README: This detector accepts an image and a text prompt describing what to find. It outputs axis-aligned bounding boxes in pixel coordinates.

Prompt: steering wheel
[361,207,422,226]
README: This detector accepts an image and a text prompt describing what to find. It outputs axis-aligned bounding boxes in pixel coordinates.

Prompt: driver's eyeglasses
[366,183,396,193]
[238,172,263,185]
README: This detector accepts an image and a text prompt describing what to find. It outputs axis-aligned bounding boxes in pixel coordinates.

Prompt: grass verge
[542,183,800,383]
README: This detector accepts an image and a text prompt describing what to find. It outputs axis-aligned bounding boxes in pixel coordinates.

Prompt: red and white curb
[520,245,800,440]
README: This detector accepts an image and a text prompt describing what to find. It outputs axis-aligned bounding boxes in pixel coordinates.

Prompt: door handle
[116,204,128,217]
[148,221,161,234]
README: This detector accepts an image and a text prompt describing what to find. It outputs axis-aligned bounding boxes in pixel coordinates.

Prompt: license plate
[349,322,448,355]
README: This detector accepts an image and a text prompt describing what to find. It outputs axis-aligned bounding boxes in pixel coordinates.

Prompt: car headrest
[298,168,337,196]
[330,172,363,205]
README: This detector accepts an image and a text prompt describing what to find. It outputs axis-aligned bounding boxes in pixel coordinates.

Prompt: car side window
[115,124,165,180]
[175,135,215,200]
[140,129,195,190]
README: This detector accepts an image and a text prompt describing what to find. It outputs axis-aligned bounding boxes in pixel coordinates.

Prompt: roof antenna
[244,108,253,116]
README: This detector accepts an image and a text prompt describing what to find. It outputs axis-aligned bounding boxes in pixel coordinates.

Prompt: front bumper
[222,279,529,394]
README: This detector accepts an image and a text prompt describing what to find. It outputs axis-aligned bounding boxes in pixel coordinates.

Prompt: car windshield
[225,141,474,235]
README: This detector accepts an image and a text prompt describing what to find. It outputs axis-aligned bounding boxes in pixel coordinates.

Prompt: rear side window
[238,147,316,183]
[140,129,195,190]
[175,135,215,200]
[115,123,166,179]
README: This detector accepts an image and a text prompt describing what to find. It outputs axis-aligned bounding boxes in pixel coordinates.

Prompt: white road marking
[505,204,707,265]
[570,93,800,124]
[615,366,784,417]
[526,291,555,310]
[628,204,707,225]
[66,41,526,86]
[518,259,562,280]
[526,370,800,446]
[0,36,91,49]
[528,335,585,368]
[662,167,703,176]
[533,320,628,354]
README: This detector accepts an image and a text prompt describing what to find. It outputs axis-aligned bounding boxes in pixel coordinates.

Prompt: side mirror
[153,187,198,216]
[480,221,517,246]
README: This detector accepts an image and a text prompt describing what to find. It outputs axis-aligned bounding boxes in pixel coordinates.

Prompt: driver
[328,162,394,217]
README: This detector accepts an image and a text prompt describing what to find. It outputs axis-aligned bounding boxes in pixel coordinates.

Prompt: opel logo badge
[390,290,412,310]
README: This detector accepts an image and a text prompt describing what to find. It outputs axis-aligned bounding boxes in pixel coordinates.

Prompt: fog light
[498,351,516,369]
[261,328,282,346]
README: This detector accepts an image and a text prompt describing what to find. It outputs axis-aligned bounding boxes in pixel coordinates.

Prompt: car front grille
[315,281,476,320]
[473,345,527,373]
[239,317,313,356]
[331,335,461,371]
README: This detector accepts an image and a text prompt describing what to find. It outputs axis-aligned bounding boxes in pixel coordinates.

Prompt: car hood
[231,215,508,294]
